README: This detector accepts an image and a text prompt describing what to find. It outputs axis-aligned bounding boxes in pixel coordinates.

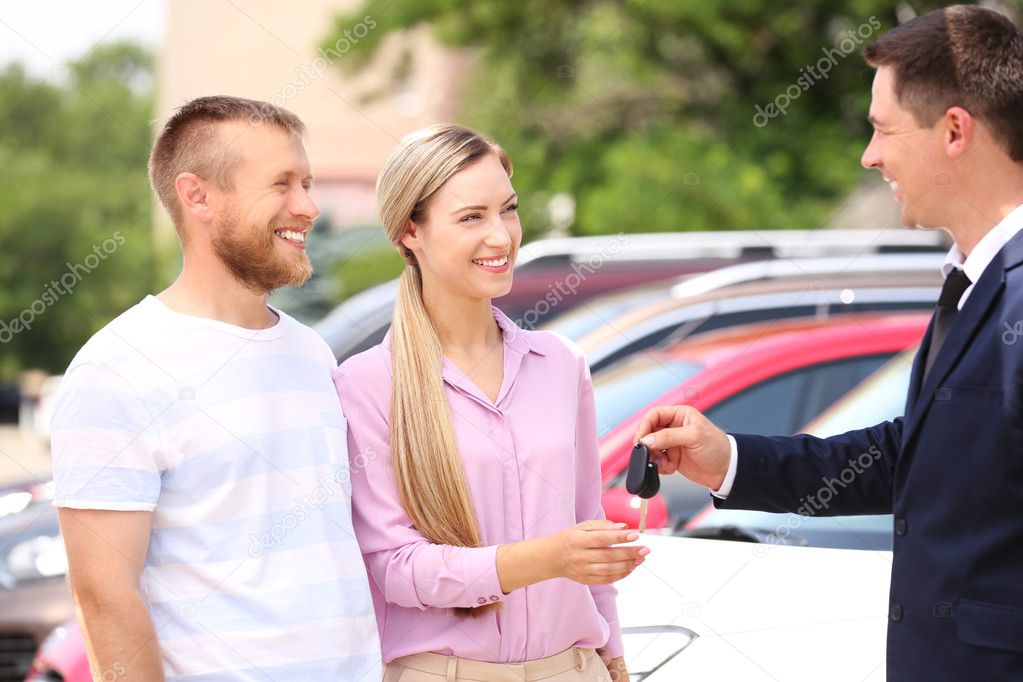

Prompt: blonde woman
[333,124,645,681]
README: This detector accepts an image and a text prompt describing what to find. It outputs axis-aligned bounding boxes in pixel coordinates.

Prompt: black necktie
[923,268,972,380]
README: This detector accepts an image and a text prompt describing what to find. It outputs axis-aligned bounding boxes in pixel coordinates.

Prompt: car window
[702,371,805,436]
[805,349,915,437]
[828,300,933,316]
[540,290,665,341]
[703,355,892,436]
[592,358,703,437]
[598,299,932,373]
[794,354,891,429]
[594,306,819,372]
[662,306,820,344]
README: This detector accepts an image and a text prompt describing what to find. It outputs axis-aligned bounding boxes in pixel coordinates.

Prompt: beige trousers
[383,647,613,682]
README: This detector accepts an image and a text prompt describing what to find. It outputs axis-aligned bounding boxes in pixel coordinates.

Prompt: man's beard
[211,209,313,294]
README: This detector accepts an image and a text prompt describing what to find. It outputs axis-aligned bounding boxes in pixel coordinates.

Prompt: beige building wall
[155,0,471,238]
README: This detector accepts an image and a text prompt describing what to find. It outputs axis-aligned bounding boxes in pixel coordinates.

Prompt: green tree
[323,1,1019,241]
[0,43,156,378]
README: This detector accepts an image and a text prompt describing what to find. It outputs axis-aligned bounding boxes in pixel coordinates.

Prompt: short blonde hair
[148,96,305,228]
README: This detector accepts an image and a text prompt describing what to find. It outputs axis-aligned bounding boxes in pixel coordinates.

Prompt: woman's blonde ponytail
[377,124,512,617]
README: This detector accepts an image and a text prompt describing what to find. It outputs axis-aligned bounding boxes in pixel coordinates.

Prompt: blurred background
[1,2,1021,679]
[9,0,1009,381]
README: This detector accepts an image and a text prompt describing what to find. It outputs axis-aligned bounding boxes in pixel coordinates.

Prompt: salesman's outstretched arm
[635,406,902,516]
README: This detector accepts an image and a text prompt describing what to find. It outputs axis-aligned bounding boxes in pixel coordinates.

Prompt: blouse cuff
[462,544,504,608]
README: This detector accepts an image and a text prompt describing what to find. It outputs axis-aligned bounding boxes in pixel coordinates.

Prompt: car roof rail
[515,229,948,267]
[669,253,944,299]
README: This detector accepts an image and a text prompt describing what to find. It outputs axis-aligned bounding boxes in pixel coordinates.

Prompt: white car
[616,535,891,681]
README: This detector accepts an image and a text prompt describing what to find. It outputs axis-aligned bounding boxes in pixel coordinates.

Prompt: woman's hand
[604,656,629,681]
[496,520,648,593]
[551,520,648,585]
[597,648,629,681]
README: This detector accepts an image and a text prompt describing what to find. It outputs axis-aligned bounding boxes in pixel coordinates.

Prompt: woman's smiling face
[401,153,521,302]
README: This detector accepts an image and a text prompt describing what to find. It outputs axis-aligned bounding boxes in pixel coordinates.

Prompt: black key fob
[626,443,660,498]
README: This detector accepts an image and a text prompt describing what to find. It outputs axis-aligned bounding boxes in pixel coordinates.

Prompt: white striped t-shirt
[51,295,381,681]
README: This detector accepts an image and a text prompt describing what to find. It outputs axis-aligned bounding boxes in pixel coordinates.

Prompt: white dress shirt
[713,204,1023,499]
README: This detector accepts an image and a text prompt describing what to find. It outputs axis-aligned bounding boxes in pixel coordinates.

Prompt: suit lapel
[902,251,1009,448]
[903,317,934,430]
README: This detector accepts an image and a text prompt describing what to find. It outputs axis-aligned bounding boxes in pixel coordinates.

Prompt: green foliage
[322,0,1019,241]
[0,43,156,378]
[333,246,405,301]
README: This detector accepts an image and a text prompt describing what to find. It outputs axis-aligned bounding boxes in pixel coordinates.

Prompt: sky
[0,0,165,75]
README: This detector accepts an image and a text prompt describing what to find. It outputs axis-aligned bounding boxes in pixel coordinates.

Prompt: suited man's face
[860,66,953,230]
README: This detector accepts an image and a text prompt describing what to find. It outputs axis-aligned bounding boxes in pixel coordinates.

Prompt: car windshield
[593,356,703,437]
[540,287,667,341]
[803,347,916,437]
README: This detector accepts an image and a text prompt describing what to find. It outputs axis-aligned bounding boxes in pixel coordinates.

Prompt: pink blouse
[333,307,624,664]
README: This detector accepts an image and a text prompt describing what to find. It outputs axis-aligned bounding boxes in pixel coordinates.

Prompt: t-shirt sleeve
[51,361,164,511]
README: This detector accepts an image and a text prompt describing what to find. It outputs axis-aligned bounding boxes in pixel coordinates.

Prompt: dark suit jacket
[717,229,1023,681]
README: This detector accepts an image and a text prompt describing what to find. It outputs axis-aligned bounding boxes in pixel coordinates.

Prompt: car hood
[615,535,891,681]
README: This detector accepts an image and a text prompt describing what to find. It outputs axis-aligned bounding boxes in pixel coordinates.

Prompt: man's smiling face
[210,122,320,293]
[860,65,952,229]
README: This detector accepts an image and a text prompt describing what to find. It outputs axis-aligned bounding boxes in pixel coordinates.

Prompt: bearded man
[50,96,381,681]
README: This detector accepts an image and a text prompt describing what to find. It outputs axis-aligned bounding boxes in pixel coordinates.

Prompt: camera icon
[49,64,70,82]
[681,601,702,617]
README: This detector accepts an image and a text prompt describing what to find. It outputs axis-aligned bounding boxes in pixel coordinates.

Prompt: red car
[594,313,929,529]
[24,619,89,682]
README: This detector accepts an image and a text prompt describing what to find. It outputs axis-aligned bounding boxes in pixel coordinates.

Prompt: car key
[626,443,660,532]
[639,496,648,534]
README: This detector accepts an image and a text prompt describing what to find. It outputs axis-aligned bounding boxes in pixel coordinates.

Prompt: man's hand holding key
[633,405,732,491]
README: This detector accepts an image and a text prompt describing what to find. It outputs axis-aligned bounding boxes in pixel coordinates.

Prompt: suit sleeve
[716,418,903,516]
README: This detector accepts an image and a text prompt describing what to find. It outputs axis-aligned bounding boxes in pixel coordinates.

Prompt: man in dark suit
[634,5,1023,681]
